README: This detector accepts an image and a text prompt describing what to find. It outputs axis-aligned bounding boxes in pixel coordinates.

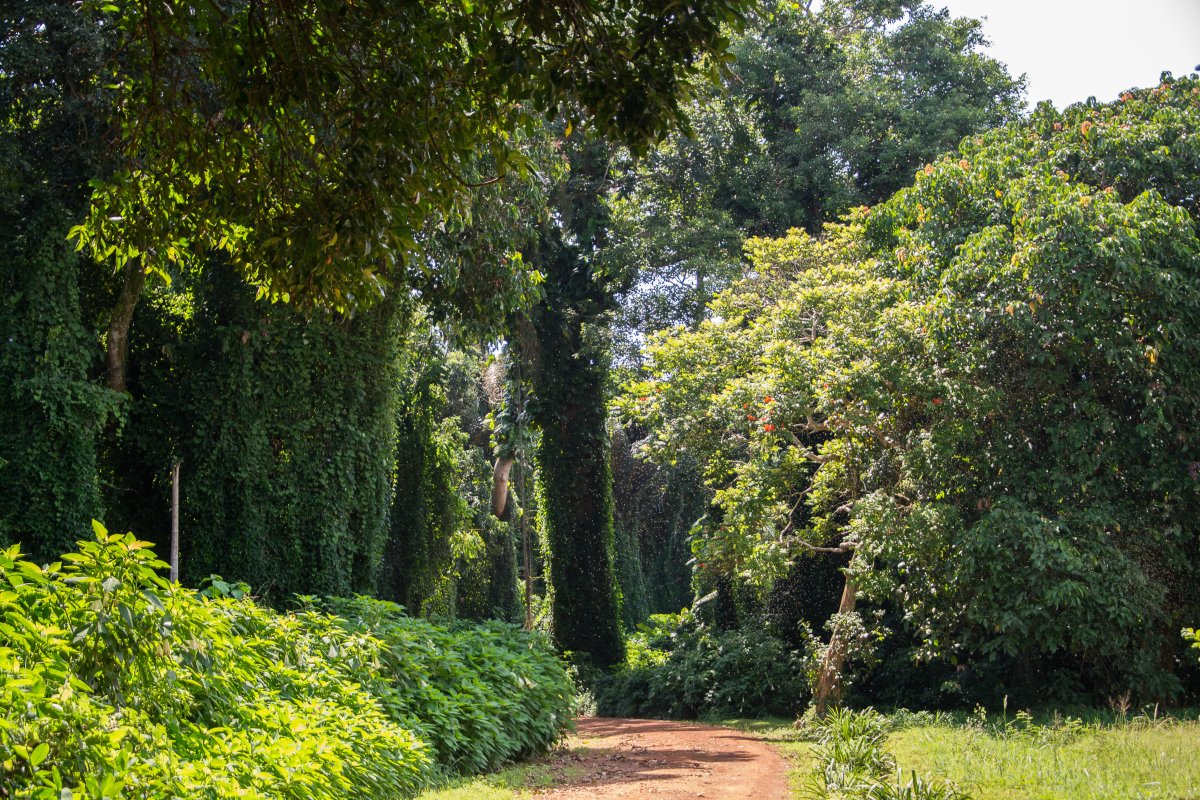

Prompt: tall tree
[503,137,630,668]
[603,0,1024,634]
[608,0,1025,360]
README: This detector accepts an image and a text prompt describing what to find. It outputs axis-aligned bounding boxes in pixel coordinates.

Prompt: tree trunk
[491,456,515,518]
[813,570,857,717]
[105,261,146,393]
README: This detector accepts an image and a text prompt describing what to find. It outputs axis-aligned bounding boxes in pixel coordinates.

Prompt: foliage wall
[610,425,701,623]
[0,4,118,560]
[380,334,472,614]
[381,341,522,620]
[105,264,406,601]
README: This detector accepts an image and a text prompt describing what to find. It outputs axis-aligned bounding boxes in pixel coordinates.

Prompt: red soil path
[534,717,790,800]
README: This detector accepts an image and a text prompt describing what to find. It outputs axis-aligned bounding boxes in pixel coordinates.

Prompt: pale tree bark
[105,261,146,394]
[813,570,857,717]
[491,456,515,518]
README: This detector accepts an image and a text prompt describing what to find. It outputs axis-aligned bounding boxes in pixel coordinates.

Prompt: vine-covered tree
[494,136,631,668]
[0,5,120,556]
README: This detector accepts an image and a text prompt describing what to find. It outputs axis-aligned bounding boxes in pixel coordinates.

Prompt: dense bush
[324,596,574,775]
[596,611,812,719]
[0,525,571,799]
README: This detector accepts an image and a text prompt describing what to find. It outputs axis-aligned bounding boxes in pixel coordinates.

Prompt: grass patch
[414,749,593,799]
[413,762,557,800]
[888,710,1200,800]
[723,710,1200,800]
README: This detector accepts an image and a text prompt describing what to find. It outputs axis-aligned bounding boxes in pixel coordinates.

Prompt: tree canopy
[70,0,749,315]
[606,0,1025,362]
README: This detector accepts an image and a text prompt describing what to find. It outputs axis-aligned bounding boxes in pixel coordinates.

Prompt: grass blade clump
[805,708,968,800]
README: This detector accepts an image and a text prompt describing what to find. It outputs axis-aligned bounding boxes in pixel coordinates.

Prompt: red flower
[763,423,776,432]
[764,395,774,403]
[932,397,943,405]
[639,397,648,402]
[747,414,757,421]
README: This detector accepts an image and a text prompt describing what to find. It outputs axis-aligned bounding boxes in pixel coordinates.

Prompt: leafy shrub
[0,522,427,798]
[596,610,812,719]
[1186,628,1199,661]
[0,524,571,799]
[323,596,574,776]
[809,708,895,795]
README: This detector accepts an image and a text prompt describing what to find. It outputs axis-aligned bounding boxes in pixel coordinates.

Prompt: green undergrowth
[0,523,572,799]
[596,610,812,719]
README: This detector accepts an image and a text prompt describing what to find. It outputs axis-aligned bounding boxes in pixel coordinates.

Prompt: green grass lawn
[724,710,1200,800]
[887,711,1200,800]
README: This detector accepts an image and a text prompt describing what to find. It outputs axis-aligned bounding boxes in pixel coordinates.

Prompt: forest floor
[532,717,791,799]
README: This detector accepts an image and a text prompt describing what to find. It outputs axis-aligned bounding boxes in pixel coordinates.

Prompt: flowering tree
[624,75,1200,709]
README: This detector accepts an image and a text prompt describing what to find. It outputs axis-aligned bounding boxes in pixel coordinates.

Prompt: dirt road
[534,717,791,800]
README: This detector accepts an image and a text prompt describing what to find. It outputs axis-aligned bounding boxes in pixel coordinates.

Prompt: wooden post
[519,463,534,630]
[170,460,181,583]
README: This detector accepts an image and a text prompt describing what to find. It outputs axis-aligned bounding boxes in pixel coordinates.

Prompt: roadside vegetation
[0,527,572,799]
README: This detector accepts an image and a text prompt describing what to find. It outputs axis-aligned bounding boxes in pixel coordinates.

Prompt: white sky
[934,0,1200,109]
